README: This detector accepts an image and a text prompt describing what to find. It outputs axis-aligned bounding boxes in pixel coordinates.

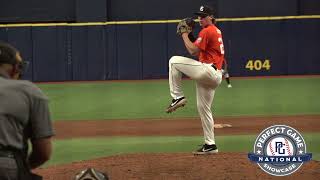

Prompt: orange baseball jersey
[193,24,225,70]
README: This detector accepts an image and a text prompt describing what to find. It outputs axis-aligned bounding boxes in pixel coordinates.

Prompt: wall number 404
[245,59,271,71]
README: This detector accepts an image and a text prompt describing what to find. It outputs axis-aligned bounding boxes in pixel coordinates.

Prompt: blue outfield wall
[0,18,320,81]
[3,0,320,22]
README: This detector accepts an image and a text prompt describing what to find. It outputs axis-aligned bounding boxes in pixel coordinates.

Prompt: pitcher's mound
[36,152,320,180]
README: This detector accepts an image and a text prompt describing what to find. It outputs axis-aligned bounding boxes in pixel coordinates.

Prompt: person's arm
[182,33,200,56]
[224,58,228,70]
[26,84,55,169]
[28,137,52,169]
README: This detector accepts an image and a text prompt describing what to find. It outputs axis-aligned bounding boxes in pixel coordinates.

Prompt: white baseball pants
[169,56,222,145]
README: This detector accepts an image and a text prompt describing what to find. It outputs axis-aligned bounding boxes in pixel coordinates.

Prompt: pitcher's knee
[169,56,178,64]
[169,56,185,65]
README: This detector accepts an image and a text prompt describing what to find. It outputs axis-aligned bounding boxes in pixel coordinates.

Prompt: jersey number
[218,38,225,55]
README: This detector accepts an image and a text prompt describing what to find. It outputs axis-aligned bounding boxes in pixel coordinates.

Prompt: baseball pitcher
[166,5,225,154]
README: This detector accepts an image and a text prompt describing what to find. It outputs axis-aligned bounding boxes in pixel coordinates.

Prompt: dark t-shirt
[0,75,54,155]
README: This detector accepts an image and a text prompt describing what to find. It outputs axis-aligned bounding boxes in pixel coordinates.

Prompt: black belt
[0,150,14,158]
[211,64,217,70]
[0,148,41,180]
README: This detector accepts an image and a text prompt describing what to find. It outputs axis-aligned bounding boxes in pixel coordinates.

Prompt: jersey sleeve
[24,83,55,140]
[29,98,55,139]
[193,29,208,51]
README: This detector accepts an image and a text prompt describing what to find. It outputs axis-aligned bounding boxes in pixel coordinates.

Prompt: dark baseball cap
[194,5,214,17]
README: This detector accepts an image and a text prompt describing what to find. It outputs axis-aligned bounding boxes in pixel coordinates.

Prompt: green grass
[45,133,320,166]
[38,77,320,121]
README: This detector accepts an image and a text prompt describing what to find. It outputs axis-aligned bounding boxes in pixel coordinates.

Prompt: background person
[0,42,54,180]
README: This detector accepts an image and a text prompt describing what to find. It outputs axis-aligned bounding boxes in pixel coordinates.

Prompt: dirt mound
[35,152,320,180]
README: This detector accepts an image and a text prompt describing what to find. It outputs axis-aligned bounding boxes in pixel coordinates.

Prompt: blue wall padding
[76,0,107,22]
[6,27,33,80]
[65,28,73,81]
[31,27,68,81]
[1,0,320,23]
[287,19,320,74]
[218,0,298,18]
[71,27,89,80]
[105,26,118,80]
[0,0,75,23]
[0,29,8,42]
[116,25,143,79]
[87,26,107,80]
[299,0,320,15]
[107,0,208,21]
[226,20,289,76]
[0,19,320,81]
[141,24,168,79]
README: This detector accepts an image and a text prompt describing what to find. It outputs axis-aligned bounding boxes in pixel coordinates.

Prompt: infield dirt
[35,115,320,179]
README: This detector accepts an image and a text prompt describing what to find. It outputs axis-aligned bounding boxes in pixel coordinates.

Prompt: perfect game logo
[248,125,312,176]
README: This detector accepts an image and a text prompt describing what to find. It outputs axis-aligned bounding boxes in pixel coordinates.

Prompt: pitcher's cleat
[193,144,218,155]
[166,97,187,113]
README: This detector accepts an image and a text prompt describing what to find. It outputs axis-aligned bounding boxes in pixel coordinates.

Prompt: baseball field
[34,76,320,179]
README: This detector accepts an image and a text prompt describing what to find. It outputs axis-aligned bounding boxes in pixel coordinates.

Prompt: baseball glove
[176,18,195,36]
